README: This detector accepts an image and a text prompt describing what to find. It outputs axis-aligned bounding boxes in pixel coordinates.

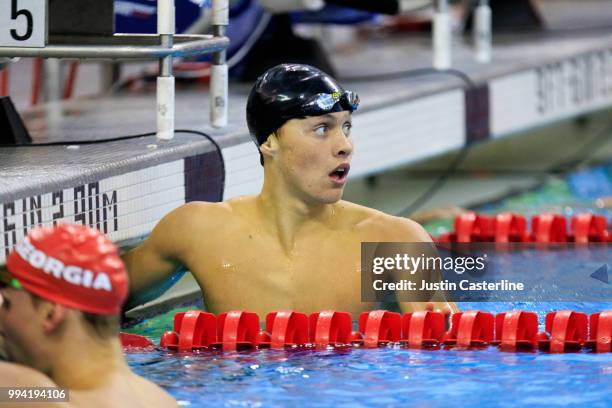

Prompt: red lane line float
[179,311,216,351]
[401,311,446,349]
[154,309,611,353]
[493,311,539,351]
[309,310,353,347]
[159,331,179,349]
[436,212,612,243]
[454,212,477,242]
[585,311,612,353]
[444,311,494,348]
[531,213,568,243]
[538,311,588,353]
[253,330,272,347]
[265,311,309,349]
[570,214,609,243]
[160,310,216,351]
[216,311,260,351]
[493,213,529,243]
[454,212,494,242]
[358,310,402,348]
[120,332,154,349]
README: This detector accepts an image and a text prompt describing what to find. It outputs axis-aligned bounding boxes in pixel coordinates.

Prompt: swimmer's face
[0,285,41,366]
[0,268,66,370]
[266,111,353,203]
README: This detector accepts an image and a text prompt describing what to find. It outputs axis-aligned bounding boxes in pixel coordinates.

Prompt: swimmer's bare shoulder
[0,362,69,407]
[0,363,176,408]
[338,200,431,242]
[70,373,178,408]
[0,361,57,387]
[339,202,457,314]
[127,373,178,408]
[123,201,234,296]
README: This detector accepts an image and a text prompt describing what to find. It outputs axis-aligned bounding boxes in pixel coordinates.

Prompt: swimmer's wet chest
[199,227,364,293]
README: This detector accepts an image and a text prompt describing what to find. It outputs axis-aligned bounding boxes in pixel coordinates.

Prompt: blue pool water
[126,300,612,408]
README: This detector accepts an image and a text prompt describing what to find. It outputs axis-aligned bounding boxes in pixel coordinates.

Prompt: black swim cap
[246,64,359,149]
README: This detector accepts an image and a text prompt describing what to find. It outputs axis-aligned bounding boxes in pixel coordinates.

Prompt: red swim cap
[6,224,128,315]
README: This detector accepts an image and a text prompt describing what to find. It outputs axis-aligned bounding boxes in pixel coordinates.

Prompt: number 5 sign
[0,0,47,47]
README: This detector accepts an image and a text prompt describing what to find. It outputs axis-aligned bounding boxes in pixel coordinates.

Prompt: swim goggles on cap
[298,91,360,116]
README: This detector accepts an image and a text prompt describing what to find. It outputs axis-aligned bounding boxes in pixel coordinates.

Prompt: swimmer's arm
[122,203,204,308]
[0,362,69,407]
[391,218,459,315]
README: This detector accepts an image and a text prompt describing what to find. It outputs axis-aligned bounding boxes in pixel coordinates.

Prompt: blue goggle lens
[314,94,337,111]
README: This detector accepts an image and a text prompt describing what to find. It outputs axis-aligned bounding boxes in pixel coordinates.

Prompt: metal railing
[0,0,230,140]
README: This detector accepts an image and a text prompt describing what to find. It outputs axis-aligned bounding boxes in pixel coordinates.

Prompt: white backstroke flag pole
[474,0,492,63]
[157,0,176,141]
[433,0,451,70]
[211,0,229,128]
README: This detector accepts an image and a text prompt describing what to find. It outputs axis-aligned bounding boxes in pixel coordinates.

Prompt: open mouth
[329,164,350,183]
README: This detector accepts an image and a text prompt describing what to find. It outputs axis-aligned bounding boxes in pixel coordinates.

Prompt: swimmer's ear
[40,302,67,334]
[259,132,279,161]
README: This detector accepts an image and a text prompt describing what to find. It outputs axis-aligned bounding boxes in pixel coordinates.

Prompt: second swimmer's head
[246,64,359,166]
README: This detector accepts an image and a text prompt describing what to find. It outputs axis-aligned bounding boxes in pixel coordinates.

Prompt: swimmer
[124,63,458,318]
[0,225,177,408]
